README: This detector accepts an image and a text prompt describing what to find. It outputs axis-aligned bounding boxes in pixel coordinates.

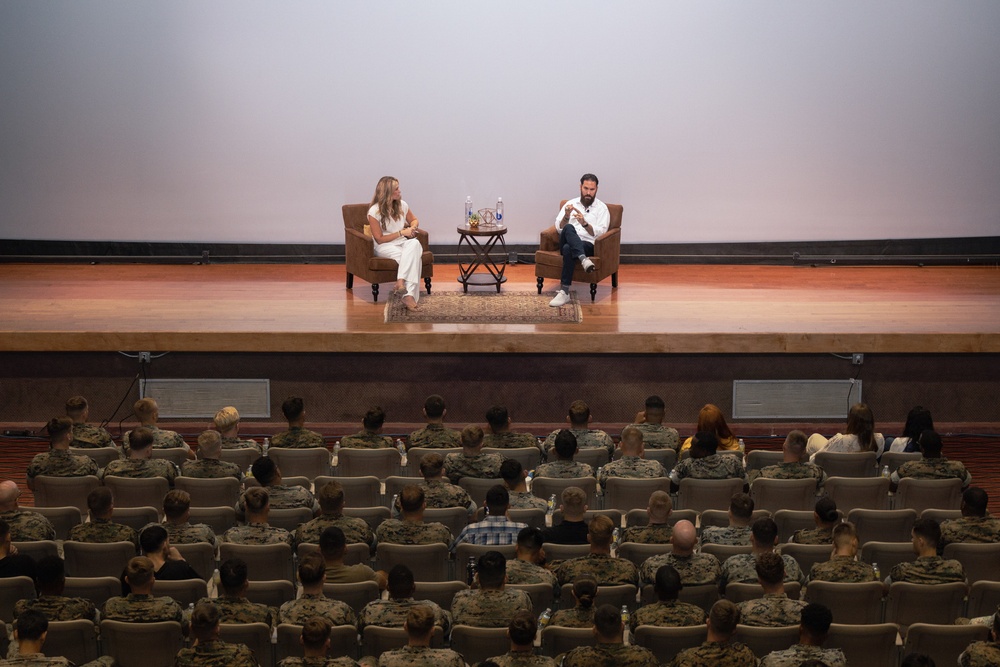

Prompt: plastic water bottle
[620,604,629,624]
[262,437,270,456]
[538,607,552,628]
[881,465,890,478]
[547,494,556,515]
[612,527,620,548]
[738,438,746,453]
[496,197,503,224]
[872,561,881,580]
[332,441,340,466]
[396,439,407,466]
[465,196,473,225]
[467,556,477,585]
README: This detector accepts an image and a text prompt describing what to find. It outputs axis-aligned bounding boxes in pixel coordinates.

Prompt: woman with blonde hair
[807,402,884,458]
[680,404,740,452]
[367,176,423,311]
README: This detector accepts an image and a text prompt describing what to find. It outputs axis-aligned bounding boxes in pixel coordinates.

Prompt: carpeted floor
[384,290,582,324]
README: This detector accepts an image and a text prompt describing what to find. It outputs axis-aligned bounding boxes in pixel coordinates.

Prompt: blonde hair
[214,406,240,431]
[134,398,157,420]
[197,430,222,457]
[589,514,615,547]
[370,176,402,231]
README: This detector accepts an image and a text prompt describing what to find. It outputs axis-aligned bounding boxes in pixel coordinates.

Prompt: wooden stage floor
[1,263,998,354]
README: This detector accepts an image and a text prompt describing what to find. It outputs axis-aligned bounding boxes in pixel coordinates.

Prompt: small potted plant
[468,212,481,228]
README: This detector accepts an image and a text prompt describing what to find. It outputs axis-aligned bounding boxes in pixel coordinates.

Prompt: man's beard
[581,194,594,206]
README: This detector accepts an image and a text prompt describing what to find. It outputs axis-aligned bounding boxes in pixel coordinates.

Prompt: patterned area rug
[384,290,582,324]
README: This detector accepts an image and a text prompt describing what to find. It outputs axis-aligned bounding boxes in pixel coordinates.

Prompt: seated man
[123,397,190,456]
[279,616,362,667]
[377,605,465,667]
[160,489,217,547]
[0,480,56,541]
[891,429,972,491]
[279,552,356,627]
[175,602,256,667]
[407,453,475,516]
[452,550,532,627]
[0,519,36,579]
[807,521,878,585]
[67,487,137,547]
[3,609,111,667]
[101,556,186,625]
[720,517,805,593]
[26,416,99,488]
[619,490,673,544]
[483,405,540,450]
[407,395,462,449]
[237,456,318,517]
[271,395,326,448]
[629,564,705,632]
[194,557,276,627]
[223,487,293,546]
[180,430,243,480]
[13,555,97,622]
[958,610,1000,667]
[213,406,261,454]
[320,527,386,588]
[669,600,757,667]
[546,174,607,308]
[507,527,557,587]
[340,406,394,449]
[124,524,201,594]
[669,431,748,492]
[359,564,451,635]
[941,487,1000,547]
[700,493,755,546]
[443,425,503,484]
[542,400,614,461]
[737,552,808,627]
[562,604,658,667]
[888,517,966,584]
[501,459,548,511]
[375,485,453,546]
[101,427,178,485]
[790,497,839,545]
[749,430,825,486]
[556,515,639,586]
[295,480,374,549]
[534,430,594,479]
[483,611,556,667]
[624,395,680,451]
[540,486,589,545]
[64,395,114,448]
[452,486,527,549]
[759,603,847,667]
[597,425,667,491]
[640,520,721,587]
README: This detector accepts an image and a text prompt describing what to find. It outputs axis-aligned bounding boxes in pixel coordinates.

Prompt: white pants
[374,237,422,301]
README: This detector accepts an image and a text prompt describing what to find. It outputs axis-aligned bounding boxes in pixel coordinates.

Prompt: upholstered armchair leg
[536,277,544,294]
[612,272,618,288]
[346,273,354,289]
[424,277,432,294]
[371,283,380,302]
[590,283,597,301]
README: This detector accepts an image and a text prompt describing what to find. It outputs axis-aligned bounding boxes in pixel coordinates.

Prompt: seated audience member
[0,480,56,541]
[122,524,200,594]
[533,430,594,479]
[390,452,474,518]
[790,497,839,545]
[507,527,557,587]
[670,431,748,492]
[629,564,704,632]
[443,425,503,483]
[597,425,667,491]
[640,519,721,587]
[407,395,462,449]
[194,557,276,627]
[160,489,217,546]
[620,490,674,544]
[807,402,883,458]
[540,486,589,545]
[549,575,598,627]
[340,406,394,449]
[67,486,137,547]
[562,604,658,667]
[881,405,934,457]
[556,515,638,586]
[888,517,966,584]
[759,603,847,667]
[101,556,186,625]
[180,430,243,480]
[223,487,293,546]
[271,395,326,448]
[749,430,825,485]
[3,609,106,667]
[958,610,1000,667]
[890,429,972,490]
[483,405,540,450]
[26,416,98,488]
[101,426,177,485]
[452,550,532,627]
[452,486,527,549]
[482,611,555,667]
[279,616,362,667]
[174,601,256,667]
[941,487,1000,547]
[500,459,548,511]
[64,394,114,448]
[0,519,36,579]
[669,599,757,667]
[720,517,805,592]
[213,405,261,454]
[701,493,755,546]
[624,395,680,451]
[542,400,615,461]
[806,521,878,585]
[737,552,808,627]
[376,605,465,667]
[123,397,190,455]
[320,526,386,588]
[237,455,318,517]
[295,480,374,548]
[13,555,97,622]
[279,552,356,626]
[376,485,453,546]
[679,404,741,453]
[359,564,451,634]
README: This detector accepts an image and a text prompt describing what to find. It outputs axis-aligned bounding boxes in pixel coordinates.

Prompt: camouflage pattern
[549,605,595,628]
[748,462,825,484]
[443,452,503,484]
[721,553,805,589]
[358,597,452,634]
[181,458,243,480]
[941,516,1000,547]
[737,593,808,627]
[555,554,639,586]
[482,432,540,450]
[280,658,360,667]
[278,592,356,626]
[597,456,666,489]
[670,454,747,483]
[807,555,878,583]
[294,514,374,548]
[700,526,752,546]
[340,431,394,449]
[195,595,276,627]
[101,457,177,484]
[485,650,556,667]
[325,562,380,584]
[375,519,452,546]
[418,480,473,511]
[407,424,462,449]
[629,600,705,632]
[506,558,557,587]
[960,641,1000,667]
[222,522,293,546]
[220,436,262,454]
[0,654,73,667]
[101,593,184,623]
[543,428,615,460]
[67,518,137,547]
[760,644,846,667]
[271,426,326,449]
[562,643,659,667]
[163,521,218,547]
[619,523,672,545]
[0,509,56,541]
[891,457,971,486]
[237,484,317,514]
[450,588,533,627]
[789,526,833,545]
[71,422,114,448]
[13,595,97,622]
[668,640,758,667]
[532,460,594,479]
[888,555,966,584]
[174,639,257,667]
[509,491,548,512]
[626,423,680,451]
[377,646,465,667]
[123,425,187,454]
[26,449,99,480]
[640,553,721,587]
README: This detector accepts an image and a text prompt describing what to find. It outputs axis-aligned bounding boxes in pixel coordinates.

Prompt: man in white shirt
[549,173,610,307]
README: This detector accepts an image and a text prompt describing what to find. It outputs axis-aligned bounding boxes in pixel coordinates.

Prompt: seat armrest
[539,226,560,252]
[593,227,620,257]
[345,227,375,260]
[414,228,430,251]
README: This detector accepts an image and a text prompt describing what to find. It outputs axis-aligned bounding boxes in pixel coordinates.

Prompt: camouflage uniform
[71,422,114,448]
[278,592,356,626]
[485,650,556,667]
[13,595,97,622]
[100,457,177,484]
[506,558,557,587]
[174,639,257,667]
[891,456,971,487]
[597,456,666,490]
[669,641,758,667]
[0,654,72,666]
[443,452,503,484]
[483,432,540,450]
[0,509,56,541]
[358,597,452,634]
[101,593,185,623]
[549,605,595,628]
[509,490,548,512]
[721,554,805,589]
[737,593,808,627]
[123,425,187,454]
[294,514,374,548]
[26,449,99,480]
[556,554,639,586]
[377,646,464,667]
[700,526,752,546]
[543,429,615,461]
[271,426,326,449]
[640,553,721,587]
[195,595,276,627]
[941,516,1000,547]
[280,658,359,667]
[789,526,833,545]
[222,522,293,546]
[237,484,317,514]
[563,643,659,667]
[451,588,533,627]
[807,555,878,583]
[181,458,243,480]
[67,517,137,547]
[375,519,452,546]
[619,523,672,545]
[669,454,747,484]
[418,480,473,511]
[960,641,1000,667]
[888,555,966,584]
[748,461,825,485]
[629,599,705,632]
[626,423,680,451]
[340,431,394,449]
[220,436,262,454]
[163,521,218,547]
[408,424,462,449]
[760,644,846,667]
[533,460,594,479]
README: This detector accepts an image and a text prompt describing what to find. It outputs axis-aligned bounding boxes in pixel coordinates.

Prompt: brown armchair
[342,203,433,302]
[534,201,622,301]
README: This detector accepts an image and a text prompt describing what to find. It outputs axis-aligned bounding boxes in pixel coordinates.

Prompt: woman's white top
[368,201,409,247]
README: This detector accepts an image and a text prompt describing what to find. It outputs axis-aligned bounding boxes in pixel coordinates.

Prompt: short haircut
[46,416,73,440]
[362,407,386,430]
[318,480,344,513]
[567,400,590,425]
[128,427,155,452]
[477,550,507,588]
[281,396,305,421]
[691,431,719,456]
[708,599,740,635]
[751,517,779,546]
[399,485,425,513]
[588,514,615,548]
[243,486,270,514]
[213,406,240,431]
[163,489,191,520]
[197,430,222,456]
[814,497,839,523]
[647,490,672,520]
[485,405,509,430]
[730,493,754,519]
[572,575,598,609]
[755,551,785,586]
[86,486,113,516]
[508,610,537,646]
[553,429,578,459]
[35,555,66,590]
[190,602,219,639]
[133,398,157,420]
[918,430,943,457]
[654,564,683,601]
[800,603,833,637]
[832,521,858,549]
[423,395,446,419]
[593,604,621,638]
[485,485,510,513]
[645,395,665,411]
[125,556,155,588]
[499,458,523,485]
[319,526,346,557]
[517,527,544,552]
[65,395,89,416]
[251,456,277,485]
[963,487,989,516]
[139,524,169,555]
[387,564,415,598]
[561,486,587,514]
[297,551,326,585]
[405,605,436,637]
[620,425,643,449]
[218,558,248,594]
[912,517,941,547]
[301,616,332,651]
[419,453,445,479]
[14,609,48,641]
[461,425,484,447]
[580,173,599,186]
[784,430,807,452]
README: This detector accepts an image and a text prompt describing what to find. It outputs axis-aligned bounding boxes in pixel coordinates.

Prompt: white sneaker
[581,257,596,273]
[549,290,571,307]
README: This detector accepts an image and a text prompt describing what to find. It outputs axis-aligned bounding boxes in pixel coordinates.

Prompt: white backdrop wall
[1,1,998,245]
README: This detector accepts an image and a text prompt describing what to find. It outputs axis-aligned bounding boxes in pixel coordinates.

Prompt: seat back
[604,477,672,512]
[968,580,1000,618]
[423,506,469,538]
[920,508,962,523]
[152,578,208,607]
[32,505,82,540]
[803,580,885,625]
[859,541,916,576]
[483,446,541,471]
[100,620,184,667]
[336,448,401,479]
[0,576,35,623]
[879,451,922,474]
[942,542,1000,585]
[699,509,770,528]
[825,476,890,512]
[268,446,332,480]
[780,543,834,576]
[323,581,381,612]
[276,623,358,662]
[113,506,160,532]
[412,581,470,612]
[894,478,963,513]
[219,542,295,582]
[849,508,917,546]
[316,475,382,508]
[903,622,990,667]
[268,507,314,532]
[375,543,450,581]
[454,543,517,581]
[63,576,121,609]
[772,509,816,543]
[11,540,59,562]
[617,542,671,568]
[70,447,120,469]
[171,541,216,580]
[44,619,99,666]
[362,625,444,657]
[531,477,598,508]
[31,475,100,513]
[735,624,800,657]
[632,624,707,658]
[383,476,425,507]
[458,477,504,508]
[245,580,296,609]
[700,543,752,561]
[150,447,189,467]
[174,476,241,508]
[187,505,237,534]
[506,508,546,530]
[825,623,900,667]
[218,622,273,667]
[751,477,819,512]
[545,543,591,562]
[645,448,678,472]
[508,582,555,619]
[219,447,260,471]
[63,541,136,578]
[575,447,611,469]
[885,581,968,628]
[676,478,745,512]
[541,626,595,657]
[814,451,878,478]
[103,476,170,513]
[342,506,391,533]
[745,450,785,471]
[450,625,511,666]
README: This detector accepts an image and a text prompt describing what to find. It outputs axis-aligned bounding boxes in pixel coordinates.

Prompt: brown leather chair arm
[539,226,560,252]
[594,227,621,270]
[414,227,430,251]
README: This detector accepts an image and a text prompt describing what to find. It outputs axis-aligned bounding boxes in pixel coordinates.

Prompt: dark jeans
[559,224,594,288]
